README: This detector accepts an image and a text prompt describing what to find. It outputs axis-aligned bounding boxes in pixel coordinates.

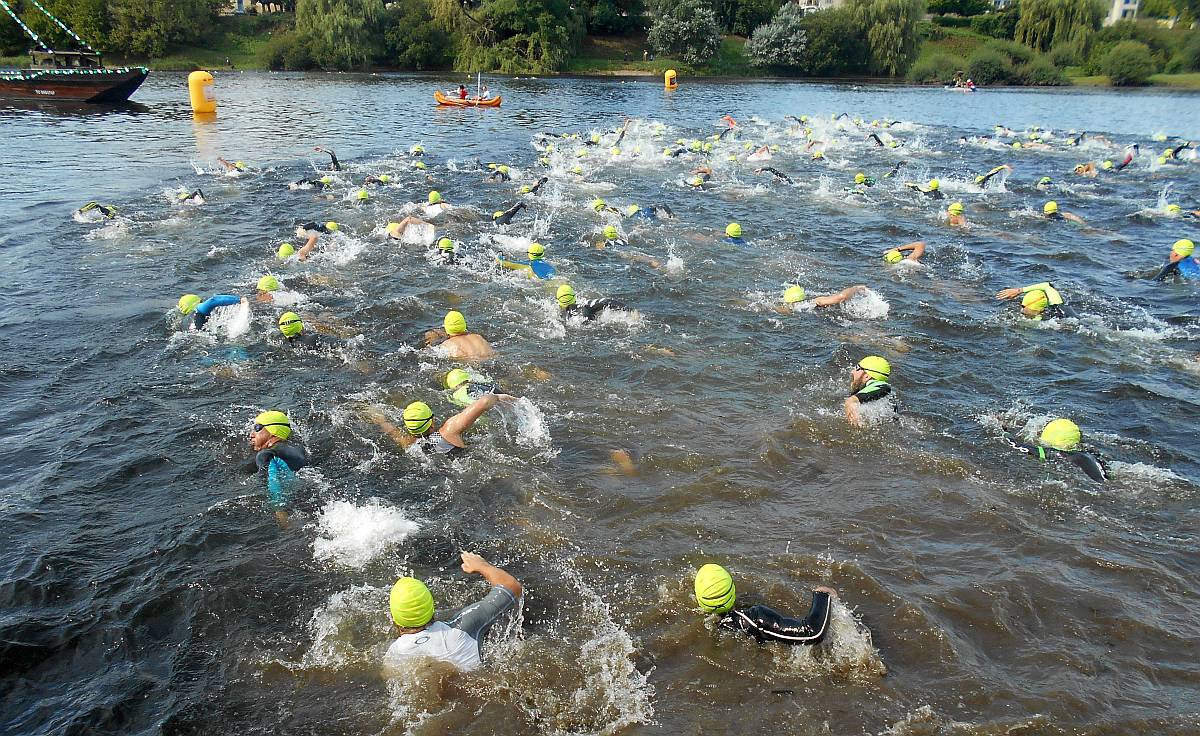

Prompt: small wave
[312,498,420,569]
[842,288,890,320]
[774,599,886,681]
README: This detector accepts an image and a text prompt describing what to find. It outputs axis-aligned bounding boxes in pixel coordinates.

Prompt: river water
[2,72,1198,735]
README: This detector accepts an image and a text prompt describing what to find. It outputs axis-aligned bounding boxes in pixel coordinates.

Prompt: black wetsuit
[664,147,687,158]
[909,184,943,200]
[1169,142,1192,158]
[179,189,205,204]
[78,201,118,219]
[525,177,548,195]
[1003,431,1107,482]
[757,167,793,184]
[290,179,331,190]
[320,149,341,171]
[717,590,832,646]
[299,221,338,233]
[851,379,891,405]
[493,202,526,225]
[415,431,463,457]
[883,162,905,178]
[284,333,321,350]
[867,133,885,147]
[975,167,1007,188]
[488,168,511,182]
[562,298,621,322]
[1032,303,1078,320]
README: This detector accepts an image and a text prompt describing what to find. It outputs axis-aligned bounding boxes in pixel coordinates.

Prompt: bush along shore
[4,0,1197,88]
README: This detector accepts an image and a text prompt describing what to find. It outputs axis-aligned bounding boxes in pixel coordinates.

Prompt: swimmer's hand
[814,586,838,599]
[460,551,488,575]
[995,288,1021,300]
[240,297,250,307]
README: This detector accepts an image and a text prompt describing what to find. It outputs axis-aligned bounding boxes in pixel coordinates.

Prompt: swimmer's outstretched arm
[366,408,415,449]
[813,285,866,307]
[891,241,925,261]
[297,233,319,261]
[440,394,500,444]
[460,551,523,598]
[1062,211,1084,224]
[315,146,340,171]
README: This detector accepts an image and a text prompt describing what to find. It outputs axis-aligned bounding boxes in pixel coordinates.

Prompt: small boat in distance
[0,1,148,103]
[434,90,502,108]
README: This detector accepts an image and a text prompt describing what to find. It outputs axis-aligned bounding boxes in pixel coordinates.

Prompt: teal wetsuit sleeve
[265,456,294,506]
[196,295,241,315]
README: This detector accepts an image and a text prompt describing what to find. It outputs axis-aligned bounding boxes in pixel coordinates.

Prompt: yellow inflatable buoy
[664,69,677,90]
[188,70,216,115]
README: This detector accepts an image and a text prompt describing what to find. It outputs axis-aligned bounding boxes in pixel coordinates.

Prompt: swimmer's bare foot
[610,449,637,476]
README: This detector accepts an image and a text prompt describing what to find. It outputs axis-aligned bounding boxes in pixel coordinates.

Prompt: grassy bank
[1068,71,1200,88]
[566,34,752,77]
[108,14,284,71]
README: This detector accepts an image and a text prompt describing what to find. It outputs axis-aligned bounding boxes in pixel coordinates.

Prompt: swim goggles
[253,422,290,432]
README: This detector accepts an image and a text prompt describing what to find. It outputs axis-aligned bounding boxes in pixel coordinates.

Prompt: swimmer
[867,132,885,147]
[776,284,868,314]
[851,172,876,188]
[288,175,334,191]
[1152,239,1198,281]
[383,551,522,671]
[1073,162,1098,178]
[946,201,967,226]
[882,161,906,179]
[177,293,248,330]
[255,275,281,303]
[410,144,425,156]
[746,145,771,161]
[844,356,892,427]
[425,190,450,217]
[1002,417,1107,482]
[755,167,793,184]
[492,202,526,225]
[556,284,625,322]
[693,564,836,646]
[623,203,673,221]
[434,237,460,266]
[723,223,745,245]
[690,166,713,187]
[594,224,626,249]
[175,189,206,205]
[590,198,622,216]
[519,176,548,196]
[1065,131,1086,146]
[487,164,512,182]
[995,282,1078,319]
[217,158,247,173]
[1035,176,1054,191]
[444,368,508,407]
[974,165,1011,188]
[373,394,505,457]
[244,410,308,523]
[424,310,496,360]
[386,215,432,240]
[1042,201,1083,224]
[313,145,341,171]
[73,201,118,221]
[363,174,393,187]
[906,178,943,200]
[883,241,924,264]
[296,220,340,238]
[1113,145,1137,172]
[277,312,320,349]
[720,114,738,128]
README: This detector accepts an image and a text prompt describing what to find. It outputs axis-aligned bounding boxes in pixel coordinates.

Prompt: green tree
[744,1,806,68]
[1138,0,1177,17]
[383,0,451,69]
[1014,0,1104,54]
[295,0,386,70]
[796,7,869,75]
[107,0,218,57]
[1102,38,1155,83]
[454,0,583,73]
[927,0,990,15]
[648,0,722,65]
[581,0,645,34]
[970,8,1019,38]
[729,0,782,35]
[845,0,925,75]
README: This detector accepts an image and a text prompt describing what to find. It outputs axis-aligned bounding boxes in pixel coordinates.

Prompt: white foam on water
[1107,460,1187,486]
[841,287,890,320]
[82,219,130,240]
[856,397,898,426]
[504,397,555,454]
[311,498,420,569]
[205,299,252,340]
[773,599,886,681]
[302,584,390,670]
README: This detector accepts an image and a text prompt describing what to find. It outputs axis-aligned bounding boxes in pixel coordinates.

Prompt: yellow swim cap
[379,174,392,183]
[694,564,736,614]
[857,355,891,381]
[725,223,742,238]
[389,577,435,628]
[1166,204,1181,214]
[576,149,587,158]
[812,151,825,159]
[428,190,442,204]
[571,165,583,174]
[1021,290,1049,313]
[625,204,640,216]
[444,310,467,335]
[528,243,545,260]
[402,401,434,436]
[855,172,866,184]
[498,165,509,174]
[326,221,339,232]
[386,222,401,237]
[591,198,606,211]
[257,275,280,292]
[414,161,426,170]
[438,237,454,252]
[277,242,295,259]
[278,312,303,337]
[948,202,964,215]
[1101,160,1113,169]
[603,225,619,240]
[445,368,470,390]
[235,160,246,170]
[610,147,621,156]
[1043,201,1058,215]
[254,410,292,440]
[927,178,940,191]
[556,284,576,307]
[783,285,806,304]
[356,189,369,201]
[411,144,424,153]
[1173,239,1195,257]
[320,175,332,184]
[492,211,504,220]
[885,249,904,264]
[1012,142,1022,149]
[1040,418,1081,451]
[689,176,704,187]
[178,294,201,315]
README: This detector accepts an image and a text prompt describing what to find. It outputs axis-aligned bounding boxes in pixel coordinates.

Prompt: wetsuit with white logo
[384,586,518,671]
[717,590,832,645]
[1003,431,1107,482]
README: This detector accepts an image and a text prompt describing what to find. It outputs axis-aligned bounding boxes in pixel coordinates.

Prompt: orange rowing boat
[434,90,502,108]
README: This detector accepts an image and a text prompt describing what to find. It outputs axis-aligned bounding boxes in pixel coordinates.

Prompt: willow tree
[295,0,387,70]
[454,0,583,74]
[846,0,925,76]
[1015,0,1104,53]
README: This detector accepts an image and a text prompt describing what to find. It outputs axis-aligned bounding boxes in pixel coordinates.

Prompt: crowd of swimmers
[75,111,1199,677]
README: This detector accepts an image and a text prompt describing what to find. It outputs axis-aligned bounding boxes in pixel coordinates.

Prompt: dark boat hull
[0,67,148,103]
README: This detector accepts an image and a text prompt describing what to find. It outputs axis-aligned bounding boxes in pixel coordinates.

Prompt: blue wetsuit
[243,441,308,506]
[1154,257,1200,281]
[192,295,241,329]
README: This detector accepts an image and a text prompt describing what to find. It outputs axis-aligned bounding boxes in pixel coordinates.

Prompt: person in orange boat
[458,84,468,100]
